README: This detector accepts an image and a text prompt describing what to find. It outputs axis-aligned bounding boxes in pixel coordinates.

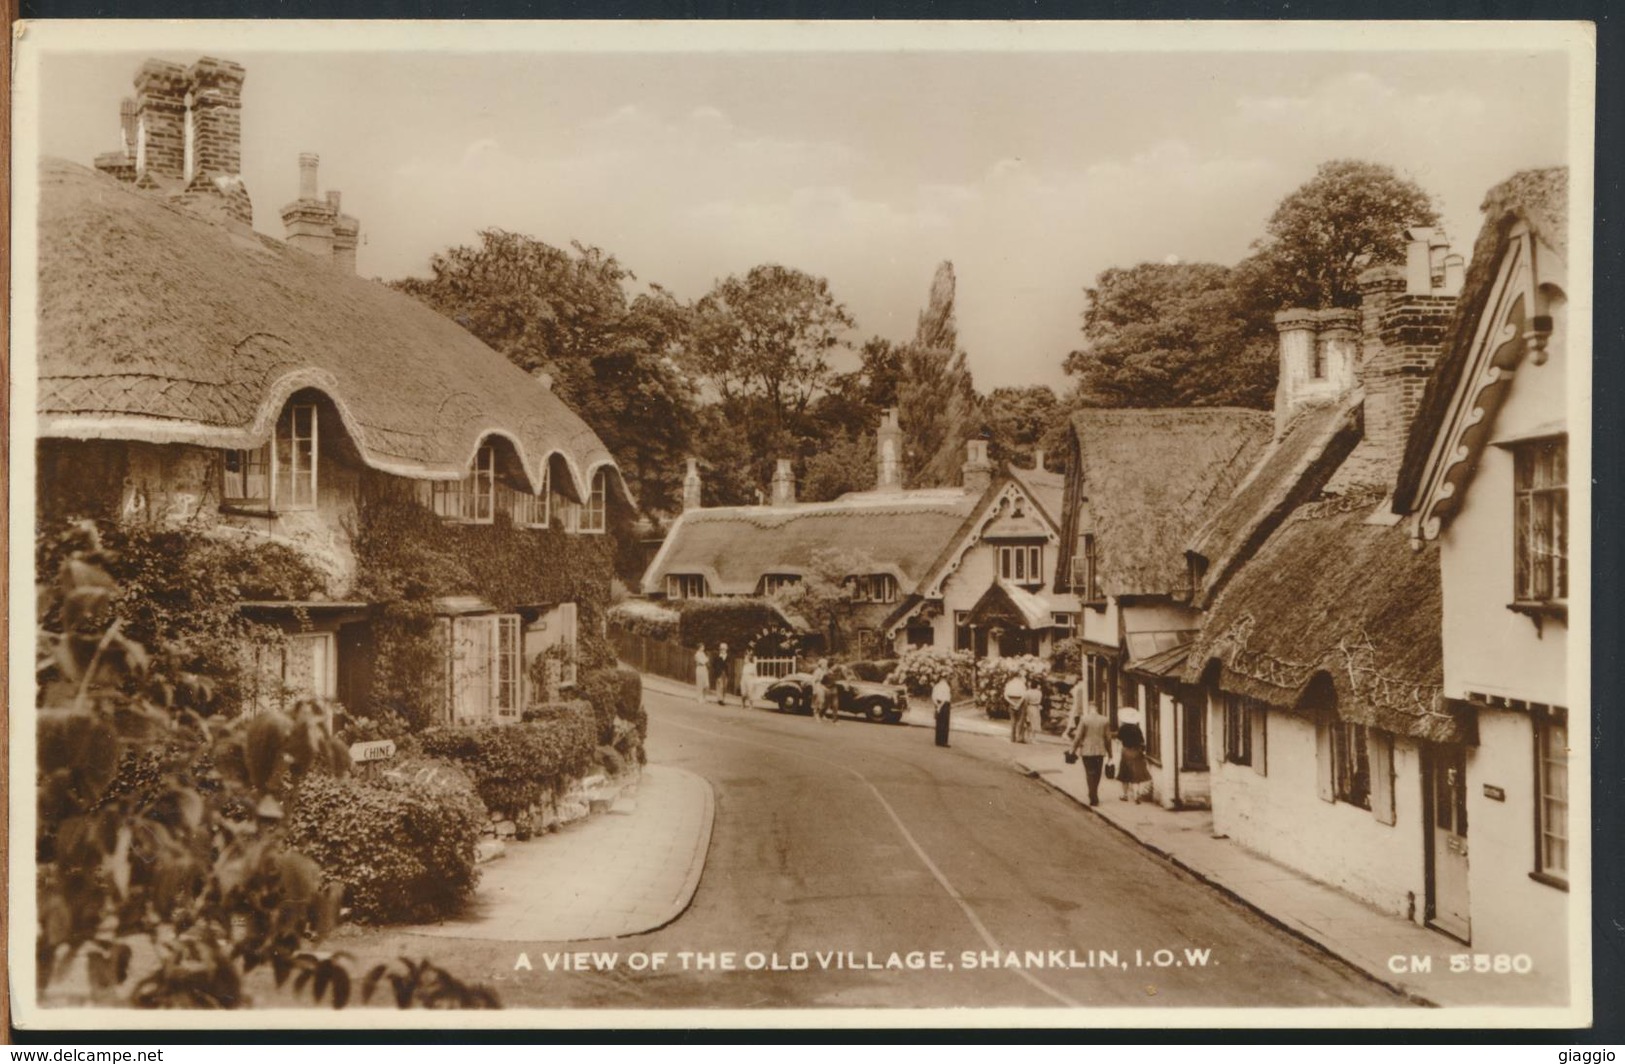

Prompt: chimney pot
[962,438,993,494]
[771,458,797,507]
[875,405,904,492]
[1032,449,1046,472]
[535,370,553,392]
[682,457,703,511]
[326,189,342,212]
[299,153,320,200]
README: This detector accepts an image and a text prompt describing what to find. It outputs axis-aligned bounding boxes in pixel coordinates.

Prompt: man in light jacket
[1069,689,1112,806]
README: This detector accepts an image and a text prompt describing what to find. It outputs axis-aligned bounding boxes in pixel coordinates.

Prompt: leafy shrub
[577,667,646,746]
[284,763,485,925]
[887,648,975,696]
[677,598,805,654]
[606,599,679,640]
[420,707,597,816]
[1048,636,1086,678]
[975,654,1051,718]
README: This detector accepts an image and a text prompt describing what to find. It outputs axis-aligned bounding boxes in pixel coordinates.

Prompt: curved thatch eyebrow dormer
[34,157,626,506]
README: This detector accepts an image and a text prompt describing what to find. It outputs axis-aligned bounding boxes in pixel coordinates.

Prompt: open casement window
[244,631,336,715]
[761,573,802,597]
[850,574,898,604]
[448,614,522,724]
[223,403,318,512]
[433,442,496,524]
[515,466,550,529]
[1535,709,1569,886]
[1316,718,1395,822]
[1513,437,1567,605]
[579,470,608,534]
[997,545,1044,587]
[666,574,708,600]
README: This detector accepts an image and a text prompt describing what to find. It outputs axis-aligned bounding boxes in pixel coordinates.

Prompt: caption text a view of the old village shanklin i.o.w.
[28,50,1575,1016]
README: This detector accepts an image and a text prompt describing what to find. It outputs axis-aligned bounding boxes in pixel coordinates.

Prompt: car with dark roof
[761,668,908,724]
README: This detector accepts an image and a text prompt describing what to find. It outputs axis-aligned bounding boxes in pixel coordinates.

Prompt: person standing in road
[739,650,759,708]
[712,642,733,705]
[1003,673,1028,742]
[932,675,953,747]
[693,645,711,702]
[808,658,833,723]
[1069,696,1111,806]
[1114,706,1153,803]
[1021,682,1043,743]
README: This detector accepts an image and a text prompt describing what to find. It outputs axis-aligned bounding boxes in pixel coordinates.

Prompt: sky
[36,38,1574,390]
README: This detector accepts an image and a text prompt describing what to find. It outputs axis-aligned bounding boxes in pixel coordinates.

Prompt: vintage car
[762,672,908,724]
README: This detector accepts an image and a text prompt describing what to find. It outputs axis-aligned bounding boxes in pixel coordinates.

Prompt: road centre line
[659,713,1086,1008]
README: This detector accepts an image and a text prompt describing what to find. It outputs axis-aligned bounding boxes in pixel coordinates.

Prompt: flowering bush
[975,655,1051,717]
[1048,636,1086,678]
[887,648,974,696]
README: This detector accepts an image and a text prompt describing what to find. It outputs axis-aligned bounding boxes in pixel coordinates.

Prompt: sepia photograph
[6,19,1596,1031]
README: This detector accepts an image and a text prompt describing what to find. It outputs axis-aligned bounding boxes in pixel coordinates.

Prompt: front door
[1426,744,1471,941]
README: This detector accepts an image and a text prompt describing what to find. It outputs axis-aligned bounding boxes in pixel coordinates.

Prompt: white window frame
[761,573,802,597]
[997,544,1044,586]
[1513,437,1567,605]
[850,573,898,604]
[1535,711,1568,885]
[666,573,708,600]
[517,466,551,529]
[579,470,608,534]
[1330,720,1372,810]
[1052,612,1077,637]
[223,402,319,513]
[450,613,522,724]
[245,630,336,715]
[434,442,496,524]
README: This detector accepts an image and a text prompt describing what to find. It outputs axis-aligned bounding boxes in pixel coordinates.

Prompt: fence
[611,627,697,685]
[754,656,799,679]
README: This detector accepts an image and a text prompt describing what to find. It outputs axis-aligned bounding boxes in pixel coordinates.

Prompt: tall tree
[685,265,856,431]
[392,230,696,511]
[898,262,980,487]
[1249,159,1441,310]
[1066,261,1276,409]
[981,385,1070,469]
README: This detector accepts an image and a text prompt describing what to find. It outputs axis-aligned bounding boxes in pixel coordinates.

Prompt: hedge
[578,667,646,742]
[284,758,486,925]
[676,598,803,655]
[420,706,597,816]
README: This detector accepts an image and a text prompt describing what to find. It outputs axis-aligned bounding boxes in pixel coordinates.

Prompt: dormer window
[223,402,317,513]
[850,574,898,604]
[516,466,551,529]
[434,442,495,523]
[667,574,708,600]
[580,469,608,534]
[761,573,802,597]
[1071,533,1103,602]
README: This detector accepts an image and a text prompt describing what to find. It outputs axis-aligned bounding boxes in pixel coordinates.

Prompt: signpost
[349,739,397,763]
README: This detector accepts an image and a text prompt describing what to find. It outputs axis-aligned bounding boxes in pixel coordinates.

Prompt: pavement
[407,763,715,943]
[1013,745,1570,1009]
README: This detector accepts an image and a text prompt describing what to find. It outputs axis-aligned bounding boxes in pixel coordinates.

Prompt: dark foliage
[418,709,598,817]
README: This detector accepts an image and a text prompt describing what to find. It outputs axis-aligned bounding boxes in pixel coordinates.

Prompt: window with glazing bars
[1514,438,1567,602]
[223,403,318,511]
[434,443,495,523]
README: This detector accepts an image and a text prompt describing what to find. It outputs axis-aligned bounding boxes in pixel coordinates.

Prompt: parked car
[762,671,908,724]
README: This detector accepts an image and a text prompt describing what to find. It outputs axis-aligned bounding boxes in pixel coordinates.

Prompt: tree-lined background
[393,159,1439,518]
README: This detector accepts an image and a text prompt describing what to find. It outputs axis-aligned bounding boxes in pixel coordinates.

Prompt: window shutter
[1316,716,1335,801]
[1251,705,1268,776]
[1371,731,1397,825]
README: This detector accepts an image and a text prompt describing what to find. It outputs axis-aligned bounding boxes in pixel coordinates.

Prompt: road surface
[338,683,1410,1012]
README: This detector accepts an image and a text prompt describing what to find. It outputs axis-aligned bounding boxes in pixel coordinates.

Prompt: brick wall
[133,59,188,182]
[186,57,246,179]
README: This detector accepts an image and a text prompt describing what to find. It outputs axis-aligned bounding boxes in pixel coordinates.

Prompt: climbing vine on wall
[350,476,618,730]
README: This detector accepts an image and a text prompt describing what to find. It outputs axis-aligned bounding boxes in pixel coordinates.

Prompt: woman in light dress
[694,645,711,702]
[739,650,760,708]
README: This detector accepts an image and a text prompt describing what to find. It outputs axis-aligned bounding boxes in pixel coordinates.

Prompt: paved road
[340,686,1410,1011]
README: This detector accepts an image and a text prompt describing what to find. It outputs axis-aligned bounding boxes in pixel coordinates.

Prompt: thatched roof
[1071,408,1273,597]
[641,488,979,597]
[35,158,620,500]
[1394,167,1568,514]
[1183,486,1465,743]
[1186,400,1363,607]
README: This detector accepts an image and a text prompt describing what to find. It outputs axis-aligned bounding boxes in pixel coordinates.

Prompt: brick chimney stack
[94,99,141,183]
[682,458,703,512]
[132,59,188,185]
[330,190,361,275]
[185,57,245,182]
[962,438,993,495]
[875,407,904,492]
[771,459,797,507]
[1347,229,1460,486]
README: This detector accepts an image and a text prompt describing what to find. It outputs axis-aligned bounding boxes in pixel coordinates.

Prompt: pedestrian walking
[1114,707,1153,803]
[932,676,953,747]
[712,642,733,705]
[1069,694,1111,806]
[1003,673,1028,742]
[693,645,711,702]
[1021,683,1043,744]
[739,650,759,709]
